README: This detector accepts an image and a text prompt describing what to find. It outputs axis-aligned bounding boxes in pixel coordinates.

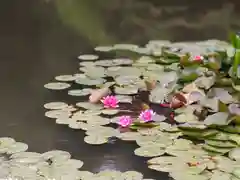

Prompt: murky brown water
[0,0,239,179]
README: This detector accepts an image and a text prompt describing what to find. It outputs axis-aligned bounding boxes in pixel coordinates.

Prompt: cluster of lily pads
[44,35,240,180]
[0,137,152,180]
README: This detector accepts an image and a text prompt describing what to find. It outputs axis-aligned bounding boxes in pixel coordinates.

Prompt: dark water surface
[0,0,240,179]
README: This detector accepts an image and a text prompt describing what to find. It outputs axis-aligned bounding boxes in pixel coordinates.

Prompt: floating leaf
[78,54,99,60]
[229,148,240,161]
[134,146,165,157]
[76,102,103,110]
[180,68,199,82]
[55,75,77,82]
[204,112,229,126]
[68,88,92,96]
[195,75,215,90]
[203,144,231,154]
[174,113,198,123]
[75,77,106,86]
[210,88,234,104]
[200,97,219,112]
[149,87,169,103]
[44,102,68,110]
[84,135,108,145]
[101,109,119,115]
[44,82,71,90]
[205,140,237,148]
[115,86,138,95]
[115,95,132,103]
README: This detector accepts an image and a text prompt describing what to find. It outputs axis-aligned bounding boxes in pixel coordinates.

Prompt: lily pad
[76,102,103,110]
[55,75,77,82]
[45,110,71,119]
[195,75,215,90]
[178,123,207,131]
[203,112,229,126]
[209,88,234,104]
[115,95,132,103]
[44,82,71,90]
[134,146,165,157]
[101,109,119,115]
[114,86,138,95]
[149,87,169,103]
[122,171,143,180]
[44,102,68,110]
[117,132,141,141]
[199,97,219,112]
[94,46,113,52]
[84,135,108,145]
[78,54,99,60]
[75,77,106,86]
[229,148,240,161]
[233,168,240,179]
[205,140,237,148]
[68,88,92,96]
[169,172,209,180]
[174,113,198,123]
[202,144,231,154]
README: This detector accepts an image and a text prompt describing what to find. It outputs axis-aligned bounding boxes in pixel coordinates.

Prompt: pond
[0,0,240,179]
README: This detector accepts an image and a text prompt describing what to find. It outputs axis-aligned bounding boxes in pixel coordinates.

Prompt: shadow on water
[0,0,239,179]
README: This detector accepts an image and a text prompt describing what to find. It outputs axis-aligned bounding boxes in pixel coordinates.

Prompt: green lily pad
[211,170,232,180]
[78,54,99,60]
[229,148,240,161]
[233,168,240,179]
[200,97,219,112]
[101,109,119,115]
[219,125,240,134]
[114,86,138,95]
[134,146,165,157]
[202,129,219,138]
[75,102,103,110]
[169,172,209,180]
[174,113,198,123]
[180,68,199,82]
[84,135,108,145]
[229,134,240,145]
[44,102,68,110]
[180,130,204,138]
[208,132,230,141]
[232,82,240,92]
[44,82,71,90]
[68,88,92,96]
[203,112,229,126]
[205,140,237,148]
[75,77,106,86]
[202,144,231,154]
[195,75,216,90]
[178,123,207,131]
[55,75,77,82]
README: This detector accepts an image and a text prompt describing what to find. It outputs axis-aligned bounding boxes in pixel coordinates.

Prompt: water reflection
[53,0,239,44]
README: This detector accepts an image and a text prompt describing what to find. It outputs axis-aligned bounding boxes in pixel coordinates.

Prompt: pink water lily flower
[193,55,203,62]
[117,116,133,127]
[139,109,156,122]
[101,95,119,108]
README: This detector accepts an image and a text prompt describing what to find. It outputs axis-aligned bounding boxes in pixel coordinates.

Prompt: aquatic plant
[43,34,240,180]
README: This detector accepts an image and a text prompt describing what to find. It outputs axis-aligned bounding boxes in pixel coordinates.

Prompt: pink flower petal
[117,116,132,127]
[101,95,119,109]
[139,109,156,122]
